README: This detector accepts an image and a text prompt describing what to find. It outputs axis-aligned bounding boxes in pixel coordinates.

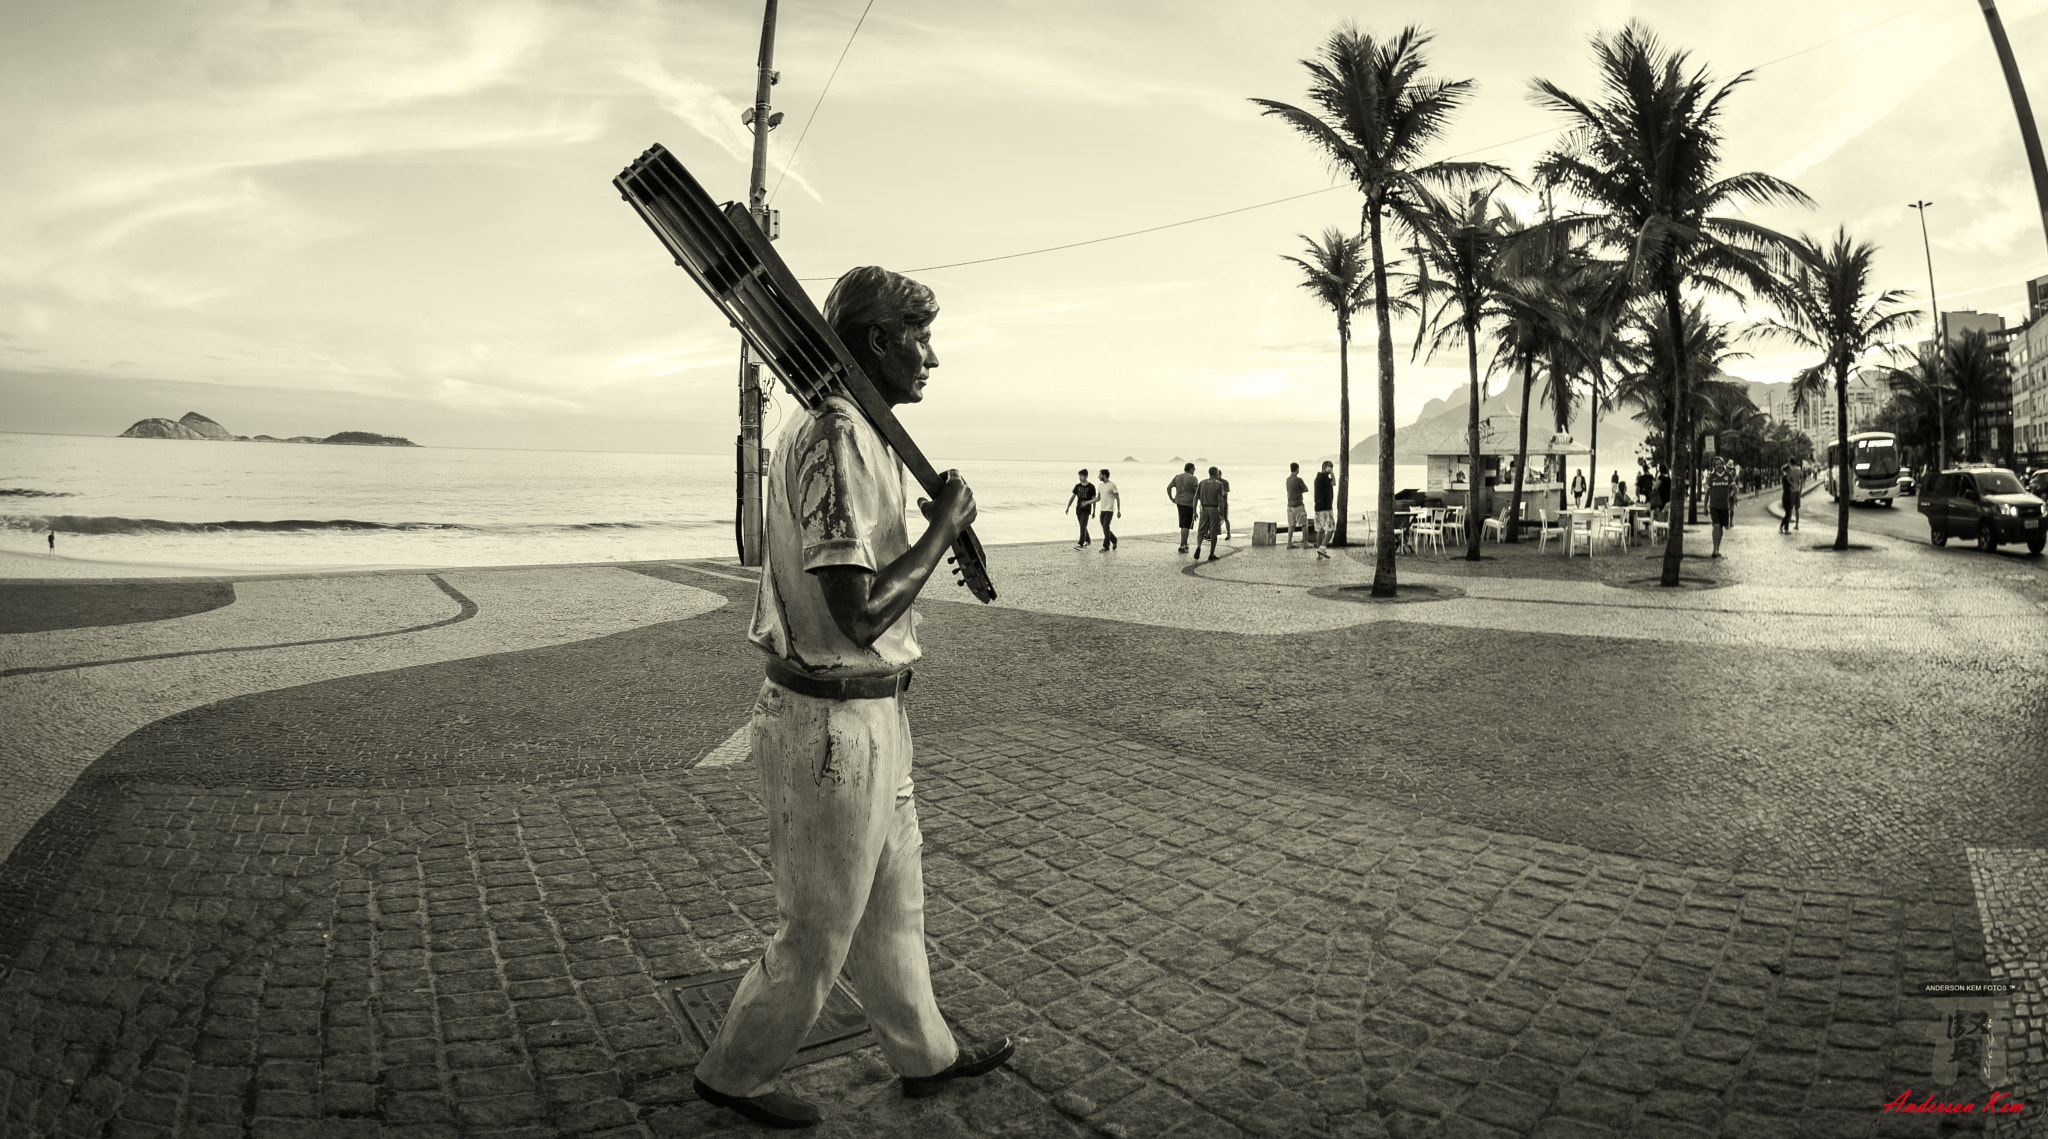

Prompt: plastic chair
[1410,509,1444,554]
[1566,511,1596,557]
[1482,506,1510,543]
[1648,507,1671,545]
[1440,506,1465,546]
[1599,508,1630,550]
[1536,510,1562,553]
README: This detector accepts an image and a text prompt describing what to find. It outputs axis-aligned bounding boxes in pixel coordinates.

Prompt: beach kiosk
[1422,417,1591,526]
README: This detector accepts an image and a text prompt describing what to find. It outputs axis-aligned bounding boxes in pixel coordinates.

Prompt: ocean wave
[0,488,75,497]
[1,514,734,536]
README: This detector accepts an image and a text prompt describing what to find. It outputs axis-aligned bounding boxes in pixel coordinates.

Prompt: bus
[1824,431,1903,506]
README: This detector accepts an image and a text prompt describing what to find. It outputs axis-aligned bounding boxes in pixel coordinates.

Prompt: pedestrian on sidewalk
[1194,466,1226,561]
[1781,458,1806,532]
[1708,461,1734,557]
[1167,462,1198,553]
[1570,470,1587,508]
[1218,469,1233,541]
[1653,466,1672,514]
[692,266,1013,1130]
[1635,462,1653,507]
[1313,460,1336,560]
[1285,462,1310,549]
[1095,468,1120,551]
[1065,469,1096,548]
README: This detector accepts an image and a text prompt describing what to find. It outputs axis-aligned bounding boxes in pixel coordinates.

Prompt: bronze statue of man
[693,266,1014,1129]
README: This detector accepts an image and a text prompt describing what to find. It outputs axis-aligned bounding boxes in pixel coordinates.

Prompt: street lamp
[1908,200,1947,470]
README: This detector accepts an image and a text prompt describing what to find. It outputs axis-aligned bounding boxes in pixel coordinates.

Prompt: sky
[4,0,2047,459]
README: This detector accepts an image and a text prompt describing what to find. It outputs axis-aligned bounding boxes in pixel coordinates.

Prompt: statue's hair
[824,266,937,354]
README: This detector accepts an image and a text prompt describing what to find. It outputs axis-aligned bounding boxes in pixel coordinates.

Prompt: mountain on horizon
[1345,373,1796,473]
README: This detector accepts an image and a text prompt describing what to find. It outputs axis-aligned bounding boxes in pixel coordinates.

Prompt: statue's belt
[766,656,913,701]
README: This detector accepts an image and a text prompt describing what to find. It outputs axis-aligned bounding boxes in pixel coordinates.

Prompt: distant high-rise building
[2028,274,2048,318]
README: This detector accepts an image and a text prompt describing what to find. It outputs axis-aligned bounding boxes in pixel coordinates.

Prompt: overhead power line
[793,1,1941,281]
[768,0,876,207]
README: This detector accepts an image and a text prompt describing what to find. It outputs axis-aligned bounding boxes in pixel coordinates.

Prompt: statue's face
[867,321,938,405]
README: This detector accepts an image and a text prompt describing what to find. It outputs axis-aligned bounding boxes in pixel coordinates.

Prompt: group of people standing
[1064,458,1337,560]
[1063,468,1122,550]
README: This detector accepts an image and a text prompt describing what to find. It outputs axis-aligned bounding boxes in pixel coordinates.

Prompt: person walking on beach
[1065,469,1096,548]
[1194,466,1226,561]
[1217,469,1233,541]
[1570,470,1587,508]
[47,530,56,556]
[1284,463,1310,549]
[1167,462,1198,553]
[1095,468,1120,551]
[1707,461,1734,558]
[692,266,1013,1129]
[1313,460,1336,560]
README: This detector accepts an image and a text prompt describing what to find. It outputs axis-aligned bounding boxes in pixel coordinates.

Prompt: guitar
[613,144,996,604]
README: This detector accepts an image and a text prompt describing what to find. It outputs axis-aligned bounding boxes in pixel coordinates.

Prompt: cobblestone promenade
[1,496,2042,1138]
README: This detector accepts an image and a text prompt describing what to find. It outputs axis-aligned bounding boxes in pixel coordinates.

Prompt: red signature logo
[1883,1090,2026,1115]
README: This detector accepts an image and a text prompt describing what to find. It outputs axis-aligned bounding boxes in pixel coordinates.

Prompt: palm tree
[1613,302,1752,464]
[1531,23,1811,585]
[1254,24,1502,594]
[1541,257,1634,514]
[1942,329,2008,462]
[1489,273,1552,542]
[1409,184,1514,559]
[1282,228,1372,545]
[1754,227,1918,550]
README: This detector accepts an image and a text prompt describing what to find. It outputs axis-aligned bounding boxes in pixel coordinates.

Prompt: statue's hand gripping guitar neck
[613,144,995,603]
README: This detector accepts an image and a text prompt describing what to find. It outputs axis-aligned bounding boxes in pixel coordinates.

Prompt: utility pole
[1909,200,1947,470]
[736,0,783,565]
[1979,0,2048,255]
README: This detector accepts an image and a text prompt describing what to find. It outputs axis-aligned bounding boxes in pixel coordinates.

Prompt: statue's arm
[817,472,977,648]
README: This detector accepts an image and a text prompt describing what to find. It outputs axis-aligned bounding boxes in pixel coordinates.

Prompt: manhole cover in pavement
[667,970,876,1067]
[1311,583,1466,604]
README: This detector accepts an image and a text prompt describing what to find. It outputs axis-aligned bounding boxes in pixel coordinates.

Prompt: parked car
[1917,465,2046,554]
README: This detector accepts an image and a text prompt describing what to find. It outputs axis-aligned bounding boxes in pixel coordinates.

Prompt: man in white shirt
[1095,468,1121,551]
[694,266,1013,1128]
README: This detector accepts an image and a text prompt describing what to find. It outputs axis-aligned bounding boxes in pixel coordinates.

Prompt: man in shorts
[1707,460,1735,558]
[1284,462,1310,549]
[1064,468,1096,548]
[1217,468,1233,541]
[693,265,1013,1128]
[1313,460,1336,560]
[1167,462,1199,553]
[1194,466,1226,561]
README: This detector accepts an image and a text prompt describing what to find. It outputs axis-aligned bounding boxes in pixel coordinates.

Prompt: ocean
[0,432,1426,570]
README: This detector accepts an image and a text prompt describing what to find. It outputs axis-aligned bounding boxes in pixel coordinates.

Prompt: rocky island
[118,412,418,446]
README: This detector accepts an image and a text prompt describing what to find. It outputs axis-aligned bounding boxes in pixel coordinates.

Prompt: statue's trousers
[694,680,959,1097]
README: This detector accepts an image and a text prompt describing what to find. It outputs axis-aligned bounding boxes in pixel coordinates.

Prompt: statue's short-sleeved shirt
[748,395,919,677]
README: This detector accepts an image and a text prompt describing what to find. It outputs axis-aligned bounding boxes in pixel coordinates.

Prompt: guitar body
[614,144,995,603]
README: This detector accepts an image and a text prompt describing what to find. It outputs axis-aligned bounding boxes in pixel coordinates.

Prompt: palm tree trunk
[1587,366,1602,517]
[1659,279,1689,587]
[1511,357,1533,540]
[1835,362,1851,551]
[1368,210,1397,596]
[1337,322,1352,547]
[1465,319,1483,559]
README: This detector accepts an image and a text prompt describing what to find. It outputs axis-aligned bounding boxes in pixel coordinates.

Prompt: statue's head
[825,266,939,405]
